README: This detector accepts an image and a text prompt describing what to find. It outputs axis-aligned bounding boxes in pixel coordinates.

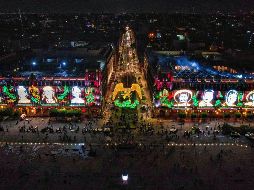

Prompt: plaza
[0,25,254,190]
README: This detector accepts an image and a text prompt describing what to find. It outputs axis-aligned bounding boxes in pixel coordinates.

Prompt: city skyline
[0,0,253,13]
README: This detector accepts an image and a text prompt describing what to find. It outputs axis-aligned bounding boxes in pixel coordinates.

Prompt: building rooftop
[147,50,254,80]
[0,44,113,78]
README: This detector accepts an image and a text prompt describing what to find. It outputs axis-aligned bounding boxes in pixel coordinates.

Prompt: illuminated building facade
[0,44,115,116]
[144,50,254,117]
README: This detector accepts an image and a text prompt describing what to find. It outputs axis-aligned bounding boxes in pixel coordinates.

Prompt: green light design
[58,86,69,101]
[215,100,221,107]
[31,96,39,104]
[114,99,139,109]
[85,87,96,105]
[237,92,244,107]
[192,93,199,107]
[160,96,173,108]
[154,90,173,108]
[155,93,160,99]
[86,93,95,104]
[3,86,17,100]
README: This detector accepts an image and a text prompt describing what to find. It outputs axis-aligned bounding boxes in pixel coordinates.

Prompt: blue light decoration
[32,61,36,66]
[155,53,254,79]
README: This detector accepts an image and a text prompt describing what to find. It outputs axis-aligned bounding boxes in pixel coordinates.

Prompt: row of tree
[49,109,82,118]
[178,112,254,119]
[0,108,21,120]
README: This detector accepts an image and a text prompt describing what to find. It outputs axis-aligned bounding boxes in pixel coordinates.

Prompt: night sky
[0,0,253,13]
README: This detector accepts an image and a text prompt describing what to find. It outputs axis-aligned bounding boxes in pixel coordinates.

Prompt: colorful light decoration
[245,91,254,106]
[58,86,70,101]
[214,100,221,107]
[153,89,254,108]
[29,85,40,104]
[192,92,199,107]
[160,96,174,108]
[41,86,57,104]
[217,91,224,99]
[71,86,85,105]
[85,87,97,106]
[112,83,142,101]
[237,92,244,107]
[3,85,17,102]
[114,99,139,109]
[154,89,174,108]
[199,90,214,107]
[174,89,193,107]
[153,89,243,108]
[225,90,238,106]
[86,93,95,105]
[0,87,2,104]
[17,86,31,104]
[214,91,223,108]
[112,83,142,109]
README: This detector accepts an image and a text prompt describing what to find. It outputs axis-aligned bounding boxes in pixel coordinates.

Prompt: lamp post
[122,173,128,184]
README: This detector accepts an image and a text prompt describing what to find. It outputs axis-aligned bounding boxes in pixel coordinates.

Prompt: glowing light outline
[174,89,193,107]
[225,90,238,106]
[245,90,254,106]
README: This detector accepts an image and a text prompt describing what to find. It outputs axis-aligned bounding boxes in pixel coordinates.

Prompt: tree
[201,112,207,119]
[224,113,231,119]
[178,112,186,119]
[235,112,241,119]
[191,113,197,119]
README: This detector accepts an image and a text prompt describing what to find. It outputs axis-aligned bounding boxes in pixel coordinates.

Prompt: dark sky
[0,0,253,13]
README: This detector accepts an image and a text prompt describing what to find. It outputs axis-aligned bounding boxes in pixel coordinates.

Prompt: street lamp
[122,173,128,184]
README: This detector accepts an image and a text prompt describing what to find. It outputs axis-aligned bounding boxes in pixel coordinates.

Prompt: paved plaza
[0,137,253,190]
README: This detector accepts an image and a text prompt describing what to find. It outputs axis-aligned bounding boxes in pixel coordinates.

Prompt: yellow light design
[112,83,142,100]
